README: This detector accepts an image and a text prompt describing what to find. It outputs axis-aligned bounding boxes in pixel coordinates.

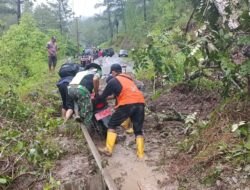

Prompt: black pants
[48,56,57,68]
[58,82,74,110]
[108,103,145,136]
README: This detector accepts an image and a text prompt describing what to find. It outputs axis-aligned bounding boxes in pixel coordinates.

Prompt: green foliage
[202,165,222,186]
[78,17,110,47]
[0,88,32,122]
[151,90,161,100]
[0,14,48,92]
[132,28,186,83]
[109,0,249,97]
[43,176,61,190]
[0,87,63,188]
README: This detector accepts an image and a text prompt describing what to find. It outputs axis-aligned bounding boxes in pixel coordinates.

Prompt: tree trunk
[58,2,63,35]
[143,0,147,21]
[17,0,21,24]
[248,75,250,96]
[76,17,80,55]
[121,2,127,32]
[107,5,113,40]
[185,6,196,36]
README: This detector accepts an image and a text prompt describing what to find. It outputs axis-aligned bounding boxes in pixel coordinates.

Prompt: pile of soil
[141,83,222,189]
[147,83,220,120]
[143,83,250,189]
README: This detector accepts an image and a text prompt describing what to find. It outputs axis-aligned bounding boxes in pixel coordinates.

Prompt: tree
[143,0,146,21]
[0,0,17,30]
[47,0,73,35]
[95,0,121,40]
[33,3,60,32]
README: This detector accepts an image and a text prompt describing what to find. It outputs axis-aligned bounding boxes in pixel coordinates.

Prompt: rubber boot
[121,118,131,129]
[121,118,134,134]
[136,136,144,158]
[126,127,134,134]
[98,131,117,156]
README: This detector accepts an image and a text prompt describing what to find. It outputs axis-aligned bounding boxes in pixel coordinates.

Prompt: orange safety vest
[115,74,145,108]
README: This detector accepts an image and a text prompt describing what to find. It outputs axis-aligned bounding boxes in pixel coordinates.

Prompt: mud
[102,132,174,190]
[48,129,97,189]
[148,83,220,120]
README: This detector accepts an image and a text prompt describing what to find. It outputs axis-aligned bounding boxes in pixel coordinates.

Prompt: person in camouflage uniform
[68,63,101,125]
[68,85,93,125]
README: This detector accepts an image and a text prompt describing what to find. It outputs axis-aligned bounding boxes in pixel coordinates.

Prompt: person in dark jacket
[57,76,74,124]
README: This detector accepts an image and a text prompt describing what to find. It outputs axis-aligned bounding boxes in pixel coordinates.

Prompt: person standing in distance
[46,36,58,72]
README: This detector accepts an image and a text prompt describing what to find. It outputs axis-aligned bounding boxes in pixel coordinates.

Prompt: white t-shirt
[70,69,100,85]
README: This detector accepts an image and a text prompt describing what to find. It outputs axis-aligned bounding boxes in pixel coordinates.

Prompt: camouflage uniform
[68,84,93,125]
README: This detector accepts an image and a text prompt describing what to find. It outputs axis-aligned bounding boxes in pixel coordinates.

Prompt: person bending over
[98,64,145,158]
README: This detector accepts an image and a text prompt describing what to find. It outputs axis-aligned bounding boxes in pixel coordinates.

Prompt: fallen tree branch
[147,108,186,123]
[155,112,185,122]
[185,6,197,36]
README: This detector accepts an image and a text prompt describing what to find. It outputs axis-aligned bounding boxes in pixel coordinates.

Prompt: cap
[84,63,102,71]
[84,63,102,77]
[110,64,122,74]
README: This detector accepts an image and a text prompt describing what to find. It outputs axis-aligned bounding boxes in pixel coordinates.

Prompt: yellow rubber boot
[126,127,134,134]
[136,136,144,158]
[121,118,131,129]
[121,118,134,134]
[98,131,117,156]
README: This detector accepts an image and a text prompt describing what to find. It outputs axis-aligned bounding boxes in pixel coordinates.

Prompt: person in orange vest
[98,64,145,158]
[105,74,134,134]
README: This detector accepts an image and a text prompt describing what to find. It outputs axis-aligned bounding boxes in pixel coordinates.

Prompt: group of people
[52,37,145,159]
[57,63,101,125]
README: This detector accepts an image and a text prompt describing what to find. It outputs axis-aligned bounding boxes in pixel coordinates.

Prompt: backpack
[58,63,79,78]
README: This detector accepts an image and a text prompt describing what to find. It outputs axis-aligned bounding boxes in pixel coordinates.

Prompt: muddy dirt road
[94,54,133,75]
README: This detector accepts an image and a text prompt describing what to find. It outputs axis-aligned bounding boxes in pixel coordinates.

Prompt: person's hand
[106,95,115,100]
[90,93,95,100]
[94,93,100,99]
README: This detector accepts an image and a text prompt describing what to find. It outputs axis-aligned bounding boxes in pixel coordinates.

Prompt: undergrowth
[178,93,250,187]
[0,83,64,189]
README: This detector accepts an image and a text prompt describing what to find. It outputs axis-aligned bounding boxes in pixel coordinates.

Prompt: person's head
[51,36,56,42]
[110,64,122,77]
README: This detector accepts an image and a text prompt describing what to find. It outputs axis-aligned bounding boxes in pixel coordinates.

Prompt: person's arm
[100,81,115,101]
[47,44,56,56]
[100,78,122,101]
[48,49,56,56]
[93,76,99,95]
[93,73,100,95]
[106,95,115,100]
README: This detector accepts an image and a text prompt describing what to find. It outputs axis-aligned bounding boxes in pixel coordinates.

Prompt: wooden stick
[81,124,118,190]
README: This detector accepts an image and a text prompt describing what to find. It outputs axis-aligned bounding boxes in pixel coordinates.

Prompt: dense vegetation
[0,0,249,189]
